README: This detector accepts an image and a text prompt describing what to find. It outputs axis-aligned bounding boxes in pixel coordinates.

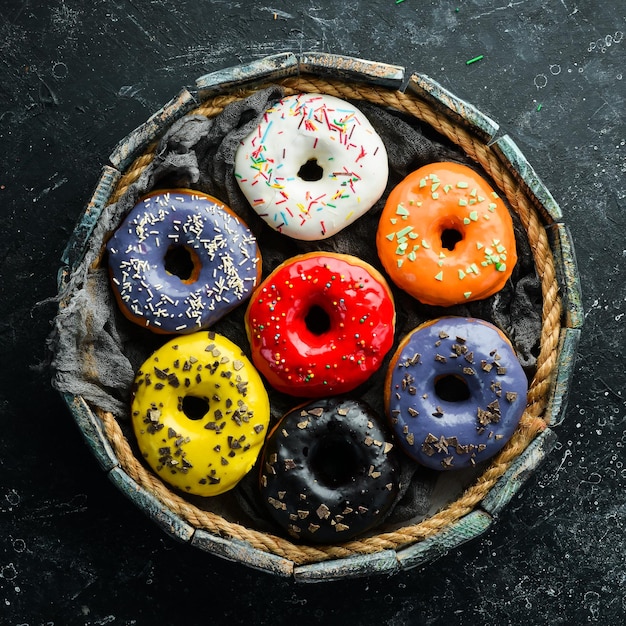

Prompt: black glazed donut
[259,397,401,543]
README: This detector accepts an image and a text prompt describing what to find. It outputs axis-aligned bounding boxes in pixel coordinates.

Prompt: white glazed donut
[234,93,388,241]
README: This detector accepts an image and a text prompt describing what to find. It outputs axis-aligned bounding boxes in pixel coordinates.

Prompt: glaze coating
[385,317,528,470]
[107,189,261,333]
[131,331,270,496]
[235,93,388,240]
[259,396,400,543]
[245,252,396,397]
[376,162,517,306]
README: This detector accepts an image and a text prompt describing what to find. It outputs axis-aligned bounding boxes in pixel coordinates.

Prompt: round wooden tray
[54,53,583,582]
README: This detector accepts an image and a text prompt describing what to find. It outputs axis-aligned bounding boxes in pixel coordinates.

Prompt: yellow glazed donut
[131,331,270,496]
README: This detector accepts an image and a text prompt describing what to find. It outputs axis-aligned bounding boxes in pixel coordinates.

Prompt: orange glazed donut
[245,252,396,397]
[376,162,517,307]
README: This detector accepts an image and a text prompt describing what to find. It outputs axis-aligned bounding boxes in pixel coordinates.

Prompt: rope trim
[99,75,562,566]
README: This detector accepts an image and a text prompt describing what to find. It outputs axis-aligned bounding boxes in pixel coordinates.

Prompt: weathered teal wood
[196,52,298,99]
[544,328,582,427]
[109,88,198,171]
[293,549,399,582]
[62,393,119,472]
[547,223,584,329]
[298,52,405,89]
[108,467,195,544]
[57,265,70,291]
[396,510,493,570]
[406,73,499,143]
[480,428,558,516]
[492,134,563,224]
[191,531,294,577]
[60,166,121,272]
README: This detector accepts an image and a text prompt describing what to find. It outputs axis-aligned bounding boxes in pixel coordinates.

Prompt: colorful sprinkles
[466,54,485,65]
[234,93,388,241]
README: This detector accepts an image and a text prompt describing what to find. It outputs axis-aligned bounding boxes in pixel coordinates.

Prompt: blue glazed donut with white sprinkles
[106,189,262,334]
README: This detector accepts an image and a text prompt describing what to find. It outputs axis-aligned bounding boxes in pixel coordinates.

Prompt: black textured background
[1,1,624,624]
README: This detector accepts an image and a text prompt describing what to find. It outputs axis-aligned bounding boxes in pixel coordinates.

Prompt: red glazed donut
[245,252,396,397]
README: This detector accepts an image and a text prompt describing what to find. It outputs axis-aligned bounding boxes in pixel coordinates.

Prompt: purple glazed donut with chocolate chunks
[259,397,401,543]
[384,317,528,470]
[106,189,261,334]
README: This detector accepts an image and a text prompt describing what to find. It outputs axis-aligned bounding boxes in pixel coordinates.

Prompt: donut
[234,93,388,241]
[259,396,400,543]
[131,331,270,496]
[245,252,396,397]
[376,162,517,306]
[106,189,261,334]
[384,317,528,470]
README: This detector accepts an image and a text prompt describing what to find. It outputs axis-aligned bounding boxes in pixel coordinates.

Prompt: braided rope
[97,76,562,565]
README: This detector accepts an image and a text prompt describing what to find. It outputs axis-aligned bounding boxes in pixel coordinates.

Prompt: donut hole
[304,304,331,335]
[308,434,361,487]
[164,244,200,283]
[440,228,464,251]
[434,374,471,402]
[297,158,324,182]
[182,395,210,421]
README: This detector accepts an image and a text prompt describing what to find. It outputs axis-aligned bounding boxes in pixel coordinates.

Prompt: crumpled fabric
[49,86,542,530]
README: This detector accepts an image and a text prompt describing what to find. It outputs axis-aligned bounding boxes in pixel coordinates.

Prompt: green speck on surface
[396,225,414,238]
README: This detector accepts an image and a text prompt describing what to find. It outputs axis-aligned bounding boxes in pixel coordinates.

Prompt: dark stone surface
[1,1,624,624]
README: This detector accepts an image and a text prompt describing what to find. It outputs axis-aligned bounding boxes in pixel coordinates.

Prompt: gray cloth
[49,86,542,530]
